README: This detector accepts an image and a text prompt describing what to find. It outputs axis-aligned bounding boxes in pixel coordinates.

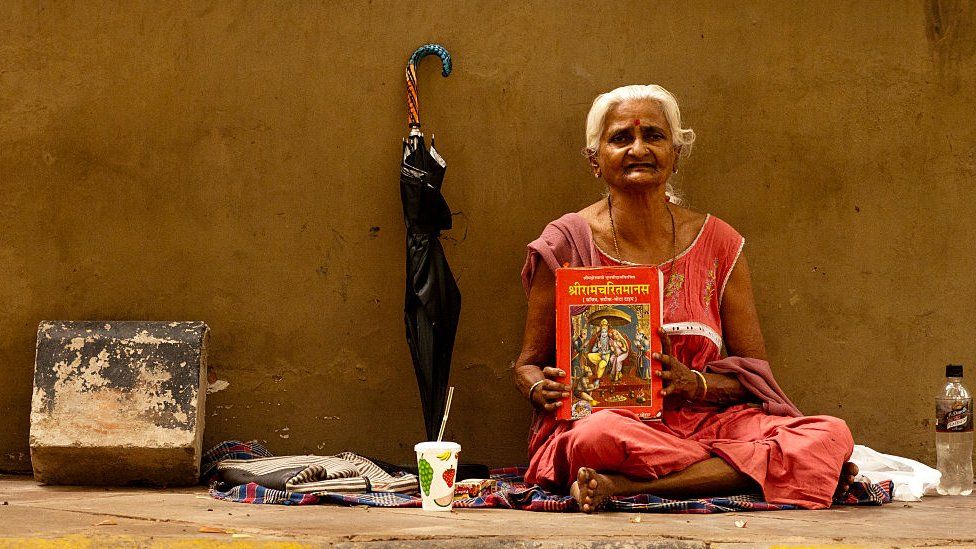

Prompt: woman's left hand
[654,328,702,400]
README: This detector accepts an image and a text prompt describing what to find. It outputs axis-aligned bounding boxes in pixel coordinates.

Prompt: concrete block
[30,321,209,486]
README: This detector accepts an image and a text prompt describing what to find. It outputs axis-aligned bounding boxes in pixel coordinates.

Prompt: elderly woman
[512,84,858,512]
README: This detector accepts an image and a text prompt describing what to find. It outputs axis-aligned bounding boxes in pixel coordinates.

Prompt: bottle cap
[946,364,963,377]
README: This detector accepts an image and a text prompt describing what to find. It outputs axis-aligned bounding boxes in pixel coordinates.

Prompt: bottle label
[936,398,973,433]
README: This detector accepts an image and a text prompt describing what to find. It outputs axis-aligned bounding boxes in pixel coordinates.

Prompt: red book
[555,266,664,421]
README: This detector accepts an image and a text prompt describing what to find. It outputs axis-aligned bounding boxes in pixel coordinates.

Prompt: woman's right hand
[522,366,571,412]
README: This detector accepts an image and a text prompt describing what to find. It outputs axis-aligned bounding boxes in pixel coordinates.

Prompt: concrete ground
[1,474,974,548]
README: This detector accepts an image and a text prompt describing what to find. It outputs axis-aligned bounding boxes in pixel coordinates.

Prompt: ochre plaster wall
[2,1,974,472]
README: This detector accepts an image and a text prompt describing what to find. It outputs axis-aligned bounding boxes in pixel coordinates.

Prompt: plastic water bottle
[935,364,973,495]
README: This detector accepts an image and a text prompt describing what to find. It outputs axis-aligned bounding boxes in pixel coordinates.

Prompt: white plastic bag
[849,445,941,501]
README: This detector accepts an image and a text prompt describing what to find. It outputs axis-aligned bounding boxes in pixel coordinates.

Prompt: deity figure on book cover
[586,318,629,379]
[609,330,631,382]
[571,318,590,379]
[633,329,652,380]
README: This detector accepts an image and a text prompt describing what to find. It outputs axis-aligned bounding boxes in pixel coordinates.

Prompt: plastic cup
[414,441,461,511]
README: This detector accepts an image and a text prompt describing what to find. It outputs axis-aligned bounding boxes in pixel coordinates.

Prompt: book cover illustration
[555,267,664,421]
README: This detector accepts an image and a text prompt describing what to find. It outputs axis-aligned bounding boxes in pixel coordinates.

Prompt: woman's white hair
[585,84,696,202]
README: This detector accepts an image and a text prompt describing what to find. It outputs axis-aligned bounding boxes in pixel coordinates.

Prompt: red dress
[521,213,853,509]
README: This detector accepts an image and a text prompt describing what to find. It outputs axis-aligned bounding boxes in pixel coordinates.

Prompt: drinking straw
[436,386,454,442]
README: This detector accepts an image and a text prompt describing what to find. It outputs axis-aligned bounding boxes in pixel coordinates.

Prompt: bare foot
[569,467,617,513]
[834,462,859,499]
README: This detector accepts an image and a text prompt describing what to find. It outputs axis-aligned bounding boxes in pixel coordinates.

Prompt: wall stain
[925,0,976,94]
[33,321,208,431]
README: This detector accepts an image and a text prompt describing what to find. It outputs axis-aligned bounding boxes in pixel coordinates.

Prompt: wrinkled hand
[525,367,571,412]
[653,328,702,400]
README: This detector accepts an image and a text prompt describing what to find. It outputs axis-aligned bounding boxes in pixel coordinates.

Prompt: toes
[578,467,593,485]
[573,467,606,514]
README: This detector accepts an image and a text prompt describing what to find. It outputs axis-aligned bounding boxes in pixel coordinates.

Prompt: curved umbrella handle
[406,44,452,128]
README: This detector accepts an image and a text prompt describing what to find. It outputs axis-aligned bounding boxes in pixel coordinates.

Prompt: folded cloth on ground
[216,451,419,494]
[201,440,274,483]
[849,444,941,501]
[205,441,892,512]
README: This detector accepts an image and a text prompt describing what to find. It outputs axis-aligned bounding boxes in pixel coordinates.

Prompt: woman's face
[591,99,678,191]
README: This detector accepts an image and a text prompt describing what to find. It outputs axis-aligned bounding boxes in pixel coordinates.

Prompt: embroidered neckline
[588,214,711,267]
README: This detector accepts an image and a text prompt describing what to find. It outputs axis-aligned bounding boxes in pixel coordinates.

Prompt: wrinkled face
[591,99,679,190]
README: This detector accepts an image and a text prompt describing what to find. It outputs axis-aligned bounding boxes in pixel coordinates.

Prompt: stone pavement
[1,474,974,548]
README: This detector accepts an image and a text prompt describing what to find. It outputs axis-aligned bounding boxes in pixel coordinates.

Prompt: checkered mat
[204,441,892,512]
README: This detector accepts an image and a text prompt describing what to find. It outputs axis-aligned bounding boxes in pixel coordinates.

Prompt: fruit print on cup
[418,457,434,496]
[414,441,461,511]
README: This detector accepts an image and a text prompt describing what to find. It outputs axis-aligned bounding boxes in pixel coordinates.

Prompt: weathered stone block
[30,321,209,486]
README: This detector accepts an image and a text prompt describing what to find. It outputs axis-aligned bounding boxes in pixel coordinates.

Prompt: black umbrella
[400,44,461,441]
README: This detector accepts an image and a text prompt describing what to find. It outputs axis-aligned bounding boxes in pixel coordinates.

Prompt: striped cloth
[216,451,418,495]
[205,442,892,513]
[211,482,321,505]
[201,440,274,483]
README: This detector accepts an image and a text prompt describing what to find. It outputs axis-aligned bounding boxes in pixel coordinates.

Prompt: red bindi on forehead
[634,119,641,126]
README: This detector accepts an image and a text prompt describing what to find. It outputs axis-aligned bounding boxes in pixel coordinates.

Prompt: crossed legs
[530,409,858,513]
[570,458,859,513]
